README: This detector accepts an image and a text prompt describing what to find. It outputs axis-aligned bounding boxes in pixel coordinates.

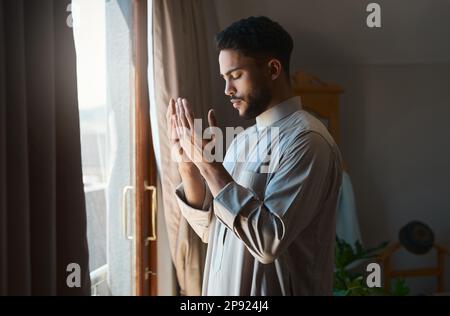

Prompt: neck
[265,80,295,111]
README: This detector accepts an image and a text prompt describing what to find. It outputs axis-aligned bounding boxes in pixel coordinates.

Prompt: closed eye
[220,70,243,81]
[229,71,243,80]
[221,74,241,82]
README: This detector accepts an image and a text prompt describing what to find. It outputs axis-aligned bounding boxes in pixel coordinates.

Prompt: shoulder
[276,111,342,168]
[280,110,338,153]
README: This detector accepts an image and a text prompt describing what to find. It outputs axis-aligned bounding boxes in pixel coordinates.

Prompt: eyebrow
[220,67,243,78]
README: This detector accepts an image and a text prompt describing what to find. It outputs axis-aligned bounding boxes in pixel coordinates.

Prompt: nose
[224,80,236,97]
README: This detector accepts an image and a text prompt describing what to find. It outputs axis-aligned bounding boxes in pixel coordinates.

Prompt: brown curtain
[152,0,214,296]
[0,0,90,295]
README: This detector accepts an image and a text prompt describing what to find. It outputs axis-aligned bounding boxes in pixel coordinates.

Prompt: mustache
[230,96,244,101]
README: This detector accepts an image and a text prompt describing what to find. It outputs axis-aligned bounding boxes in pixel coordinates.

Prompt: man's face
[219,49,272,119]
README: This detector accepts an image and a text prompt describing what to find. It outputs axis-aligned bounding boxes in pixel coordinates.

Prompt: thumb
[208,109,217,128]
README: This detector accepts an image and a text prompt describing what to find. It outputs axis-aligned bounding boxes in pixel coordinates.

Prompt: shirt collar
[256,96,302,128]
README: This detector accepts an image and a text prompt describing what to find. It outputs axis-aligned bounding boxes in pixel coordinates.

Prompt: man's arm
[167,98,214,242]
[178,162,206,209]
[167,98,207,208]
[174,98,341,263]
[197,133,340,264]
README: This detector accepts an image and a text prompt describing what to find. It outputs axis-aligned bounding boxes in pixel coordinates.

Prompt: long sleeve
[175,181,214,243]
[213,132,341,264]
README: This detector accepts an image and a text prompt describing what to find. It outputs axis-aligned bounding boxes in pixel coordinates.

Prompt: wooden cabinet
[291,71,344,145]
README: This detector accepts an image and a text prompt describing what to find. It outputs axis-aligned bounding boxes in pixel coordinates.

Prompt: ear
[267,59,282,80]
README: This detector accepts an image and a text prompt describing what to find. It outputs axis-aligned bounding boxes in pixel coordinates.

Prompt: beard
[233,82,272,120]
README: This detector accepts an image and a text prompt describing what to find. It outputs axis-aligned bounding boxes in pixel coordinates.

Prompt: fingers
[208,109,217,128]
[171,115,181,139]
[167,98,176,116]
[175,98,186,136]
[167,99,177,125]
[171,97,197,138]
[207,109,217,142]
[167,99,179,141]
[178,99,190,129]
[182,99,194,130]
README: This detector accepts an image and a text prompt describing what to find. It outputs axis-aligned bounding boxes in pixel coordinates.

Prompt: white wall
[213,0,450,65]
[206,0,450,294]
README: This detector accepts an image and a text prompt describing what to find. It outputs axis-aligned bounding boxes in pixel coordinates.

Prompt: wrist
[197,162,215,178]
[197,162,234,197]
[178,161,198,175]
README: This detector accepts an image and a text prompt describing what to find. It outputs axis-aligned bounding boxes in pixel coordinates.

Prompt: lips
[231,99,243,108]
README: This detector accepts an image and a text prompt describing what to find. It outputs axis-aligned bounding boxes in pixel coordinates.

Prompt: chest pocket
[237,169,268,200]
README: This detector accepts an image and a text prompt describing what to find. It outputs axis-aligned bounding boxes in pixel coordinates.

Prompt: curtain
[151,0,215,296]
[0,0,90,295]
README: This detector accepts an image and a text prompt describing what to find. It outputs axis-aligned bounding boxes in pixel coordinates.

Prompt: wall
[207,0,450,294]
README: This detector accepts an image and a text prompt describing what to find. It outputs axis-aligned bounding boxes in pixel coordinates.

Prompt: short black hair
[216,16,294,78]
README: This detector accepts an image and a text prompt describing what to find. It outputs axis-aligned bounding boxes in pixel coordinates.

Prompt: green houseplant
[333,236,410,296]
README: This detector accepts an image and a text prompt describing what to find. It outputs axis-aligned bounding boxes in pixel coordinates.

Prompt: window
[73,0,137,296]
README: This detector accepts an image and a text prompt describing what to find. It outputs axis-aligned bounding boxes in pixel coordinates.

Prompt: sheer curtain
[0,0,90,295]
[150,0,217,295]
[72,0,138,296]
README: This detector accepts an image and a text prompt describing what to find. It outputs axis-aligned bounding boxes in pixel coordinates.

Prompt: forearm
[178,162,206,209]
[197,162,234,197]
[197,163,282,263]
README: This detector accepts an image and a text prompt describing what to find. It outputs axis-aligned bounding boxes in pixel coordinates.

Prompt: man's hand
[166,98,195,171]
[167,97,213,208]
[173,98,233,197]
[173,98,217,166]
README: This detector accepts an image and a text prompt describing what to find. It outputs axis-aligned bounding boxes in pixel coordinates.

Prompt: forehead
[219,49,255,75]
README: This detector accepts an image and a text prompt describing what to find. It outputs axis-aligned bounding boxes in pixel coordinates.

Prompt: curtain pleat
[25,0,57,295]
[4,0,32,295]
[0,0,6,296]
[0,0,90,296]
[152,0,215,296]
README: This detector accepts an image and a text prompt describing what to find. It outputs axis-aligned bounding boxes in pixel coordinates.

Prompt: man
[166,16,343,295]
